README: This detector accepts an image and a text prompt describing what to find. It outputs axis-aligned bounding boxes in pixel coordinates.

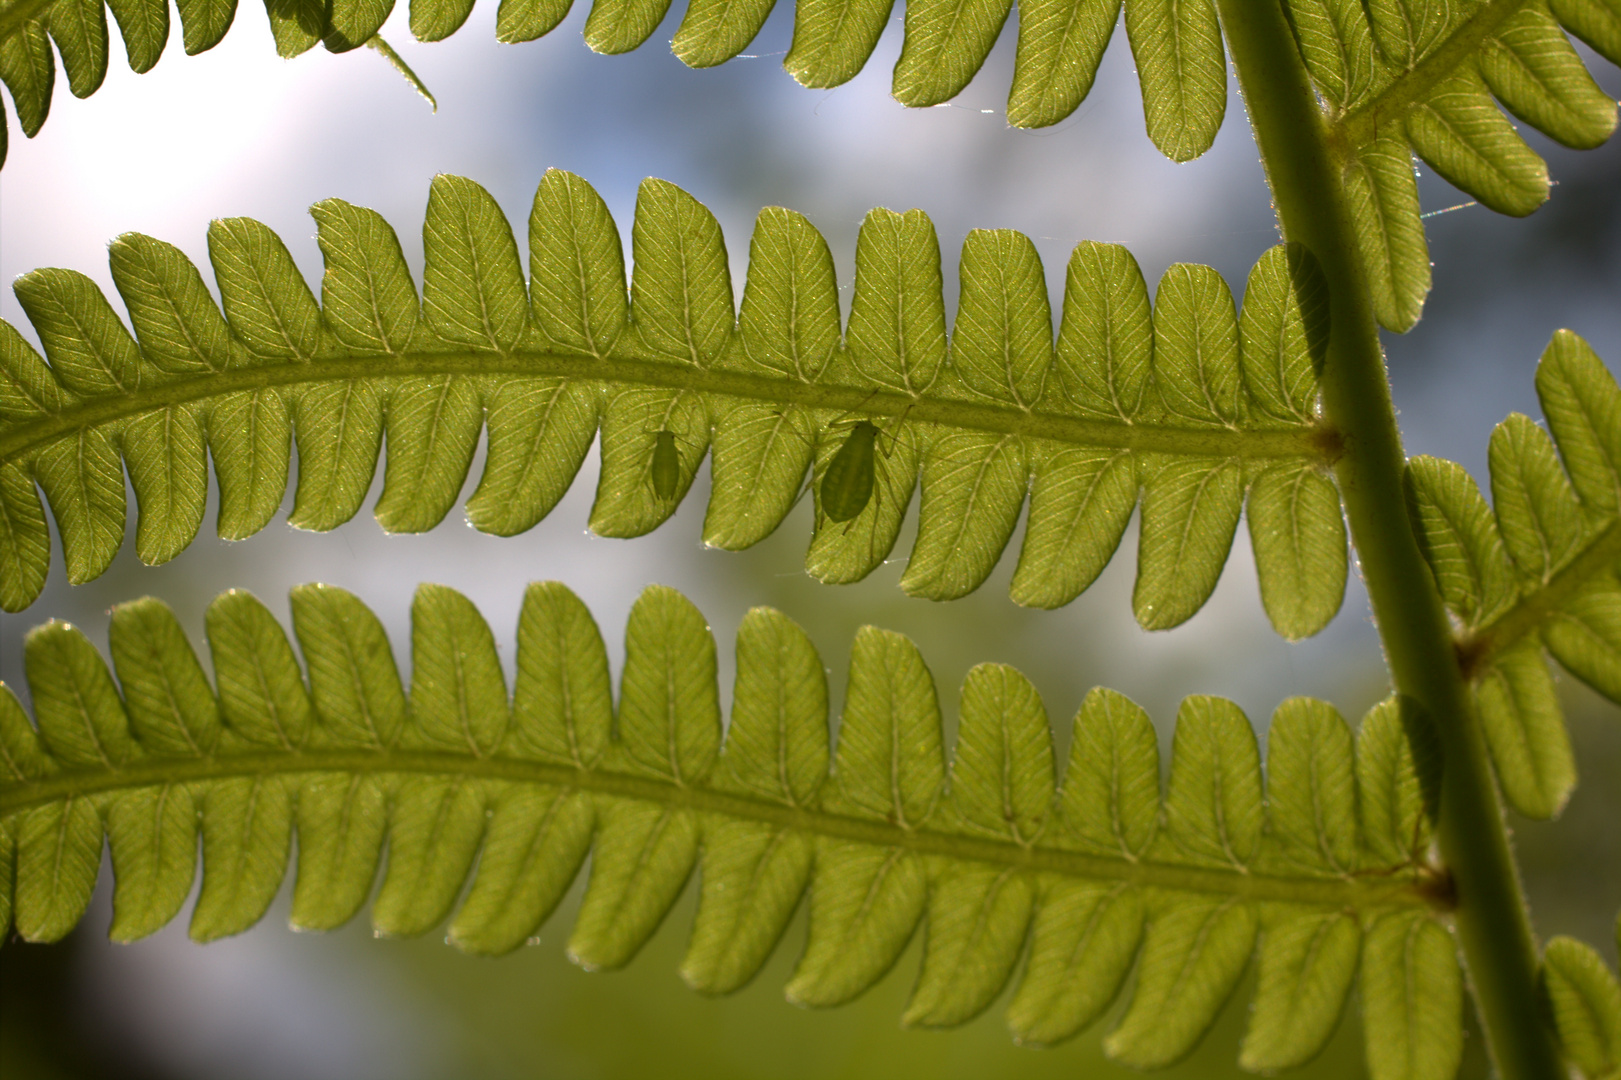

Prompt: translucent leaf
[190,775,293,941]
[412,0,476,41]
[1152,263,1241,428]
[1105,897,1257,1067]
[582,0,672,54]
[326,0,393,47]
[449,783,592,954]
[1536,329,1621,516]
[1284,0,1381,109]
[783,0,893,89]
[372,776,487,936]
[1007,881,1143,1044]
[26,619,143,768]
[1357,695,1441,870]
[683,816,813,992]
[1488,412,1584,584]
[176,0,235,52]
[422,174,530,353]
[13,796,102,941]
[509,579,613,767]
[1405,454,1517,630]
[1362,912,1464,1080]
[901,432,1027,600]
[373,375,483,533]
[409,583,509,756]
[1123,0,1226,162]
[1164,695,1262,870]
[104,0,168,74]
[949,663,1053,843]
[1,582,1452,1063]
[1247,462,1347,641]
[1238,243,1328,427]
[1058,686,1159,859]
[569,800,698,968]
[1134,455,1243,630]
[1473,638,1576,820]
[720,606,828,806]
[1540,935,1621,1079]
[1405,67,1550,218]
[527,167,628,358]
[208,389,292,541]
[1543,573,1621,704]
[672,0,774,66]
[310,198,420,355]
[904,862,1031,1026]
[2,183,1337,626]
[735,206,839,381]
[1265,697,1357,875]
[1010,446,1136,609]
[952,229,1051,408]
[123,403,208,565]
[48,0,111,100]
[1051,241,1154,421]
[1551,0,1621,67]
[1007,0,1118,129]
[1342,125,1431,334]
[106,782,197,941]
[847,207,947,395]
[1479,1,1617,151]
[0,19,53,137]
[205,588,314,751]
[617,584,721,784]
[0,462,49,611]
[892,0,1011,107]
[290,583,407,750]
[1241,909,1359,1071]
[631,178,734,366]
[109,596,222,756]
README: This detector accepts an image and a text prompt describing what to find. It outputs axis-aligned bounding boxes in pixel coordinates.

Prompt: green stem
[0,749,1439,910]
[0,349,1335,464]
[1216,3,1562,1078]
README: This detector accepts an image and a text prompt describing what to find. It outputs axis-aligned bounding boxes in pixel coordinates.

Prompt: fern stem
[0,350,1335,464]
[0,750,1438,909]
[1217,3,1563,1078]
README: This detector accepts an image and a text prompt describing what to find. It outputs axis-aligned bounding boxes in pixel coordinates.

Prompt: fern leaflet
[0,171,1346,639]
[1541,926,1621,1080]
[1405,331,1621,821]
[1295,0,1620,331]
[1,581,1460,1073]
[3,0,1614,346]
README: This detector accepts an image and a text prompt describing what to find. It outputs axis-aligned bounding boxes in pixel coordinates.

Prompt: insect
[819,419,882,523]
[649,429,681,501]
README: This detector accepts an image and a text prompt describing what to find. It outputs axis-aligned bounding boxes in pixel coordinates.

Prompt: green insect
[819,419,883,524]
[649,429,682,502]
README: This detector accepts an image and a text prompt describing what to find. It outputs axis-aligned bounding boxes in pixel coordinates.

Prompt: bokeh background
[0,6,1617,1076]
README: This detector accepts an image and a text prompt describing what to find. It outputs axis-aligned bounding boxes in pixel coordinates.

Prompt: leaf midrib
[1331,0,1536,152]
[0,349,1336,464]
[1457,506,1621,676]
[0,747,1437,910]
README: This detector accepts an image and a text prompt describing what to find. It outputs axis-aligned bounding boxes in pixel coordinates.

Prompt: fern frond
[0,171,1345,639]
[0,582,1459,1071]
[1404,330,1621,821]
[1295,0,1620,331]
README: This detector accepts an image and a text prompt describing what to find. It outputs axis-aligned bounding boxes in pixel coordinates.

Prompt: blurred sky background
[0,4,1617,1077]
